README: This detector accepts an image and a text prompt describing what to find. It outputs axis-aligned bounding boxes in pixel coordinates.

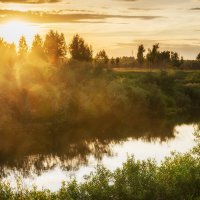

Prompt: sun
[0,20,39,46]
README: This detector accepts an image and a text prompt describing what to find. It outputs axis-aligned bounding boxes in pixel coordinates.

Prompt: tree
[110,57,115,66]
[137,44,145,65]
[116,57,120,66]
[171,52,183,67]
[18,36,28,60]
[180,56,184,66]
[69,34,93,62]
[95,50,109,64]
[157,51,171,67]
[31,34,45,59]
[44,30,67,64]
[7,43,17,67]
[0,38,17,66]
[146,43,159,67]
[197,53,200,62]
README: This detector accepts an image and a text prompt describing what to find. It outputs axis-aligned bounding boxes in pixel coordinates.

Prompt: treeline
[110,44,200,69]
[2,30,200,69]
[136,44,184,68]
[0,30,112,67]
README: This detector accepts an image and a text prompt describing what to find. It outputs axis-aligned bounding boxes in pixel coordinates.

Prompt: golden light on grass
[0,20,38,46]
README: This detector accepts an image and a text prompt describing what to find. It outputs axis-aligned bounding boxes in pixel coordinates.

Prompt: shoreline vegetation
[0,132,200,200]
[0,30,200,198]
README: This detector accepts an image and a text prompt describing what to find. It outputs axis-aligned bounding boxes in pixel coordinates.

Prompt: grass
[113,67,200,73]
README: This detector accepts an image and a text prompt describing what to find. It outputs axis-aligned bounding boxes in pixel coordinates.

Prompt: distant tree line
[0,30,200,69]
[117,44,200,69]
[136,43,184,68]
[0,30,112,67]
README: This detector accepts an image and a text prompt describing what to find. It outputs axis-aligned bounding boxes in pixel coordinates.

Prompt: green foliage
[157,152,200,200]
[113,158,157,200]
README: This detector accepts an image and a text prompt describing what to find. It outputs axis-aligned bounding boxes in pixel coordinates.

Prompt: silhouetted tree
[159,51,170,62]
[44,30,67,64]
[110,57,115,66]
[0,38,17,67]
[157,51,171,68]
[69,34,93,62]
[197,53,200,62]
[0,38,6,51]
[146,43,159,68]
[137,44,145,65]
[180,56,184,65]
[95,50,109,64]
[171,52,183,67]
[7,43,17,67]
[116,57,120,66]
[18,36,28,60]
[31,34,45,59]
[146,44,183,69]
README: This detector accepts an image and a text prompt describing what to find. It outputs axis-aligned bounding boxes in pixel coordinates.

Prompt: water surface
[1,123,197,191]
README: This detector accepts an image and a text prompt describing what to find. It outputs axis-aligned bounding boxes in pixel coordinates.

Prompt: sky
[0,0,199,59]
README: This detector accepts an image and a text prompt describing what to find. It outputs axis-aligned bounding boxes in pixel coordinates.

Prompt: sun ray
[0,20,39,46]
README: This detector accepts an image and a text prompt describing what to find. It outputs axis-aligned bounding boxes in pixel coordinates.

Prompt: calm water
[1,123,197,191]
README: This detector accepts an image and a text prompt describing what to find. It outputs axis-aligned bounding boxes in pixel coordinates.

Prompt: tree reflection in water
[0,114,199,178]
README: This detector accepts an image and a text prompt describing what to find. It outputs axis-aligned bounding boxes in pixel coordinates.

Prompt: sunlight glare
[0,20,38,46]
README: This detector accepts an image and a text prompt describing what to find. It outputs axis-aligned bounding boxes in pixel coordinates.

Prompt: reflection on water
[0,117,178,177]
[1,123,198,191]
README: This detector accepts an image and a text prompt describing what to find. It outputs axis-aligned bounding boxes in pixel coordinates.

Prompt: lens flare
[0,20,38,46]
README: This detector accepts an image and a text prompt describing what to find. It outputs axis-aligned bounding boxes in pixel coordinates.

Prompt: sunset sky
[0,0,199,59]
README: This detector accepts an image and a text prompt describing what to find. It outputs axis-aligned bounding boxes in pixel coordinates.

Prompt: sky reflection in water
[3,124,197,191]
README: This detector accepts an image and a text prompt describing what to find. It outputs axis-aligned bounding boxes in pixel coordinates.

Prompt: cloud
[128,7,162,11]
[117,39,200,48]
[0,0,60,3]
[190,7,200,10]
[117,40,163,47]
[0,9,163,23]
[116,0,138,1]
